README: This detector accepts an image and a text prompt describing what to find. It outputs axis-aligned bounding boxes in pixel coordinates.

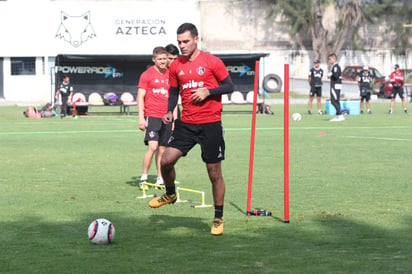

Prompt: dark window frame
[11,57,36,76]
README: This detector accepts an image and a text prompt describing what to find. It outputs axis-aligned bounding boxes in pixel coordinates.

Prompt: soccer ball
[88,218,115,244]
[292,113,302,122]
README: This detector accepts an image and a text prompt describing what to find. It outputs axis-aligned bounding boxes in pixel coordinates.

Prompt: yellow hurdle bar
[136,182,212,208]
[136,182,163,199]
[176,187,212,208]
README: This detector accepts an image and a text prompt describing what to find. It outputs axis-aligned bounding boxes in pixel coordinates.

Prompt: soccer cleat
[307,110,312,115]
[368,110,372,114]
[404,109,407,114]
[211,218,224,236]
[360,110,364,114]
[330,115,345,122]
[318,110,323,115]
[389,109,393,114]
[149,193,177,208]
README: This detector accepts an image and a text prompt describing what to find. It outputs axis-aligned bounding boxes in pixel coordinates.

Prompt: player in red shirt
[137,47,172,187]
[148,23,234,236]
[389,64,407,114]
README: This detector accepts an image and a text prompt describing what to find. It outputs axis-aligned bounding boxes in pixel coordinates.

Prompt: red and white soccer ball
[292,113,302,122]
[88,218,115,244]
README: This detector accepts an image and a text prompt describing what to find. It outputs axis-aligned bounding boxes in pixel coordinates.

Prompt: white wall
[0,0,200,103]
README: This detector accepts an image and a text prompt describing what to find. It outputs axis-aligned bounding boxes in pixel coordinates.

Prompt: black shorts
[360,92,371,101]
[310,86,322,97]
[391,87,404,99]
[167,119,225,163]
[144,117,172,146]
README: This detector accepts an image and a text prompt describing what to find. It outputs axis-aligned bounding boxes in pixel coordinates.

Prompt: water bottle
[247,209,272,216]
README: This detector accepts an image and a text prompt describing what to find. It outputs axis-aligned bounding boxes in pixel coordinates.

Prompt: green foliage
[1,103,412,273]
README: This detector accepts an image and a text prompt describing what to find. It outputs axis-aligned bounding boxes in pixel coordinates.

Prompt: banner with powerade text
[54,54,267,100]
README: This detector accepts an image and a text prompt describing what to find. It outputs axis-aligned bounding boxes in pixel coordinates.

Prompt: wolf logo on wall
[56,11,96,47]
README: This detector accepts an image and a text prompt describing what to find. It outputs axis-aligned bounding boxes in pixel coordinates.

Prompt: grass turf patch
[0,102,411,273]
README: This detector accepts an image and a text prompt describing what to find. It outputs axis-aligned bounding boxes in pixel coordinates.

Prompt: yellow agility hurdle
[176,187,212,208]
[136,182,211,208]
[136,182,164,199]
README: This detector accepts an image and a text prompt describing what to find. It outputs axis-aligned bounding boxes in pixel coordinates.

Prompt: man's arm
[137,88,146,131]
[167,86,179,113]
[208,76,234,96]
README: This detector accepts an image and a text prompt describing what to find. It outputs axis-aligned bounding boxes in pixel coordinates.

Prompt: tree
[273,0,365,63]
[229,0,411,62]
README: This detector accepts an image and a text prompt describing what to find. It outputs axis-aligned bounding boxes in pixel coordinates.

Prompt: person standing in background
[389,64,407,114]
[327,53,344,122]
[358,66,372,114]
[55,75,73,119]
[307,59,324,115]
[165,44,179,68]
[137,47,173,187]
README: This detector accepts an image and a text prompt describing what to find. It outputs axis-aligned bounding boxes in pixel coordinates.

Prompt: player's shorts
[310,86,322,97]
[360,88,371,101]
[144,117,172,146]
[167,119,225,163]
[360,93,371,101]
[391,87,404,99]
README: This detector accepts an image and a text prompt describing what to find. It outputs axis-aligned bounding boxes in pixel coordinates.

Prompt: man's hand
[138,118,146,131]
[163,111,174,124]
[190,87,209,103]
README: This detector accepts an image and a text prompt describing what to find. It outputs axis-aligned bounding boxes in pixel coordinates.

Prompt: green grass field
[0,102,411,273]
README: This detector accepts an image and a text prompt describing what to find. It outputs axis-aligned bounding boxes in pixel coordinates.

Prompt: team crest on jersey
[179,70,185,76]
[197,67,205,76]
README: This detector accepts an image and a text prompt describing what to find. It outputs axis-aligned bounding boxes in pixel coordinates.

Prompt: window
[11,57,36,75]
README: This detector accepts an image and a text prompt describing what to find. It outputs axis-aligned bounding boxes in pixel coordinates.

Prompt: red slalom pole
[284,64,290,223]
[246,60,259,213]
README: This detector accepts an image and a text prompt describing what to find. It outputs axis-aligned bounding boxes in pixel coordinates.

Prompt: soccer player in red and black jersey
[148,23,234,236]
[137,47,173,188]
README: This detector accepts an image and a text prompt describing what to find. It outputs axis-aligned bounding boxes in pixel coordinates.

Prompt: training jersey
[138,66,170,119]
[59,82,73,98]
[308,67,323,87]
[329,63,342,84]
[390,70,404,88]
[169,51,229,124]
[358,72,372,90]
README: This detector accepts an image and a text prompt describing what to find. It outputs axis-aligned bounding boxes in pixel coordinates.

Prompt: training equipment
[247,209,272,216]
[88,218,115,244]
[138,182,212,208]
[247,63,289,223]
[292,113,302,121]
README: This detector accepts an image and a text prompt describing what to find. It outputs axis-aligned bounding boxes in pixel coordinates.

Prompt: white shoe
[330,115,345,122]
[155,177,164,186]
[139,174,148,189]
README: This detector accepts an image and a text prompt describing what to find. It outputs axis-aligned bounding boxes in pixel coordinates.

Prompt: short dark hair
[165,44,179,55]
[177,23,198,37]
[328,53,337,59]
[152,46,167,57]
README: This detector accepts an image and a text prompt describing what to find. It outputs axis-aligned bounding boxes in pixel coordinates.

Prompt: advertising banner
[0,1,200,56]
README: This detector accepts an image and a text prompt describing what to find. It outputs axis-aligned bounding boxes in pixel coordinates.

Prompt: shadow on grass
[126,175,159,188]
[1,213,411,273]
